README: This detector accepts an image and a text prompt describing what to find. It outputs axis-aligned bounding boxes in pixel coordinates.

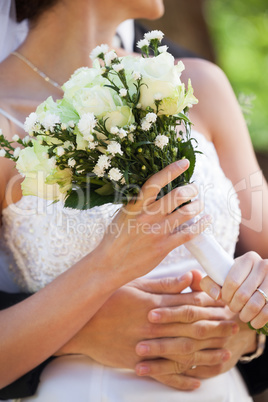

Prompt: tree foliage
[206,0,268,150]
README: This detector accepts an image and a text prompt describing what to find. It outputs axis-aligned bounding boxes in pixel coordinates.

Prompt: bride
[0,0,267,401]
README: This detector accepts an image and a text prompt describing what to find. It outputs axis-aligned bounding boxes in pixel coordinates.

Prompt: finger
[250,302,268,329]
[148,305,231,325]
[221,252,261,304]
[242,274,268,327]
[200,276,222,301]
[228,258,266,313]
[131,272,194,295]
[150,373,201,391]
[185,364,224,379]
[135,350,230,376]
[148,291,225,317]
[167,214,212,253]
[136,336,232,358]
[150,183,199,215]
[140,159,190,204]
[165,199,204,232]
[190,270,204,291]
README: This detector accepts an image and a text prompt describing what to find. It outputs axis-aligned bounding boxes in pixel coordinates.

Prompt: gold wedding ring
[256,288,268,304]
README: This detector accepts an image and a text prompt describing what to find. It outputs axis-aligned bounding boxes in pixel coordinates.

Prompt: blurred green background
[142,0,268,152]
[206,0,268,151]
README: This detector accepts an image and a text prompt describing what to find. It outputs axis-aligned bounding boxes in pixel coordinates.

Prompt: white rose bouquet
[0,30,198,209]
[1,30,266,334]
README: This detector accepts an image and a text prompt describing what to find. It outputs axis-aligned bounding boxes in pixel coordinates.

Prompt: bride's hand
[97,159,209,285]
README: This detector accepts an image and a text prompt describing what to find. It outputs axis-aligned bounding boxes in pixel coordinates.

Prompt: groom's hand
[57,272,236,392]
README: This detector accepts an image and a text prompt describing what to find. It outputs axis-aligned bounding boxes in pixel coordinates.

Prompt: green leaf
[179,139,197,181]
[64,188,116,210]
[95,182,114,195]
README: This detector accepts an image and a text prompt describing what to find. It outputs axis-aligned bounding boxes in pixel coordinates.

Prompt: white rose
[16,141,71,201]
[104,106,135,132]
[63,62,106,99]
[72,85,121,117]
[132,52,187,115]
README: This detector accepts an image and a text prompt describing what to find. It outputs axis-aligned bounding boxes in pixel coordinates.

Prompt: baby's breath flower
[128,133,134,142]
[119,88,127,97]
[96,154,111,170]
[136,103,141,109]
[154,93,163,101]
[93,165,105,178]
[43,113,60,131]
[78,113,97,139]
[129,124,136,132]
[155,134,169,150]
[63,141,73,150]
[144,30,164,42]
[145,113,157,123]
[118,128,127,139]
[12,134,20,142]
[104,50,117,66]
[90,44,109,60]
[132,71,141,81]
[68,158,76,167]
[108,167,123,182]
[88,141,98,150]
[24,112,38,135]
[141,120,151,131]
[113,63,124,73]
[13,147,21,158]
[0,149,6,157]
[137,38,149,49]
[110,126,119,135]
[61,123,68,130]
[56,147,65,157]
[107,141,123,156]
[22,136,31,145]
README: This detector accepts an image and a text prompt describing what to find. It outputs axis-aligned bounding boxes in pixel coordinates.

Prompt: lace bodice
[0,131,241,292]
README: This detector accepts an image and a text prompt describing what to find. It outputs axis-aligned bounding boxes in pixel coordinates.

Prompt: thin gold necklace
[11,51,63,90]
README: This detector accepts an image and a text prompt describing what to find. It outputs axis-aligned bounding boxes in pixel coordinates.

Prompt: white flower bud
[12,134,20,142]
[57,147,65,157]
[119,88,127,97]
[13,147,21,158]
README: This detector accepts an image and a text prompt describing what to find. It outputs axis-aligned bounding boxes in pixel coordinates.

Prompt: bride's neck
[17,2,123,85]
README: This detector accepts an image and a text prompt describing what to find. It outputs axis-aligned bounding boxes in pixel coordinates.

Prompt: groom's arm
[237,341,268,396]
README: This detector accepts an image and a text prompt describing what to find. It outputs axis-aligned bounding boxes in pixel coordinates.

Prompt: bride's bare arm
[0,158,208,388]
[182,58,268,258]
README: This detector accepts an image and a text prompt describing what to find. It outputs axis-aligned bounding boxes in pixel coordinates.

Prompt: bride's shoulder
[179,57,239,141]
[180,57,231,95]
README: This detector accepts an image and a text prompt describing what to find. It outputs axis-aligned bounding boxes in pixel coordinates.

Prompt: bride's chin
[131,1,165,21]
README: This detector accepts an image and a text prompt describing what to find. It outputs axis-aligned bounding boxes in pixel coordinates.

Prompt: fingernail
[209,287,220,300]
[149,311,161,322]
[136,344,150,355]
[137,365,150,375]
[177,159,189,169]
[193,381,201,389]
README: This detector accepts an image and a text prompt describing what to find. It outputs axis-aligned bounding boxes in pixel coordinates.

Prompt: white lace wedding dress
[0,131,252,402]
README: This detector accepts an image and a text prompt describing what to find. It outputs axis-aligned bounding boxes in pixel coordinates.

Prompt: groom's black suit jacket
[0,22,267,400]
